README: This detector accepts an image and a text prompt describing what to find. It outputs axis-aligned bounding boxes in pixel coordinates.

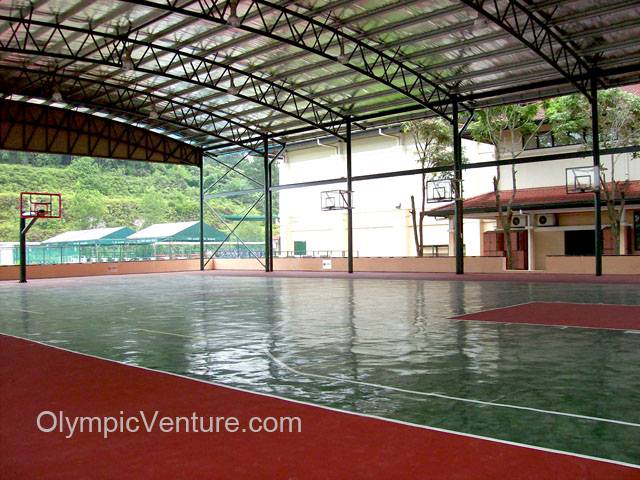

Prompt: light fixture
[227,76,240,95]
[227,13,240,27]
[122,46,134,71]
[227,0,240,27]
[336,43,349,65]
[52,85,63,102]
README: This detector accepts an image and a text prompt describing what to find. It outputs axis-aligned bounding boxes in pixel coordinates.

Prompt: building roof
[127,221,226,242]
[1,2,639,153]
[41,227,133,245]
[127,222,200,241]
[429,181,640,217]
[622,84,640,96]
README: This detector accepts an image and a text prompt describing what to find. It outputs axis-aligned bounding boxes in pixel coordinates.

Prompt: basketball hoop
[20,192,62,219]
[18,192,62,283]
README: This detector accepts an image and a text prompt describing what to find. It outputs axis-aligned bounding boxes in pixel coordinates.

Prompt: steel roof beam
[220,13,639,129]
[102,0,358,101]
[458,0,594,98]
[119,0,458,121]
[0,14,347,138]
[139,0,459,108]
[0,66,273,153]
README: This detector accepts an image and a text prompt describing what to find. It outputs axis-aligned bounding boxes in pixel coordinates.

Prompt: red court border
[452,302,640,331]
[1,334,638,479]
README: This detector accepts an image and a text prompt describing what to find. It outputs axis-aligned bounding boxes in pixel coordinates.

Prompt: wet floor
[1,273,638,464]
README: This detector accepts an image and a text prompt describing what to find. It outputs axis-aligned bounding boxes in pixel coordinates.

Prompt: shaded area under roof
[0,0,639,154]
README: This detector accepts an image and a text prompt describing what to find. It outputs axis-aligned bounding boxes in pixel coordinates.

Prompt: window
[524,130,588,150]
[565,230,595,256]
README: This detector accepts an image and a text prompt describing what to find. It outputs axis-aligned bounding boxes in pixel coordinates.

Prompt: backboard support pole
[452,97,464,275]
[346,117,354,274]
[19,216,38,283]
[590,74,603,277]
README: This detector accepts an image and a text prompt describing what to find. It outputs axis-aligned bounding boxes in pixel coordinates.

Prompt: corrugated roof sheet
[0,0,639,151]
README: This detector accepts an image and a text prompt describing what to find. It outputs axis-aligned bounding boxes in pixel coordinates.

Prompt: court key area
[1,272,639,478]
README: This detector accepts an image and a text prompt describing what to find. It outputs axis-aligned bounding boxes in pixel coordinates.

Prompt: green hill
[0,151,270,242]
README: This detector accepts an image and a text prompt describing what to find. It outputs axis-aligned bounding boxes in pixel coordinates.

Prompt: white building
[278,129,494,258]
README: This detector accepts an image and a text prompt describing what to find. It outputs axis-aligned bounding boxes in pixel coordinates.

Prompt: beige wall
[533,230,564,270]
[0,259,205,281]
[546,255,640,275]
[213,256,505,273]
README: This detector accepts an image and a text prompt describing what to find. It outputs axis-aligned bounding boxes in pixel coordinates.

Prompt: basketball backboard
[321,190,352,211]
[426,179,460,203]
[566,166,599,194]
[20,192,62,218]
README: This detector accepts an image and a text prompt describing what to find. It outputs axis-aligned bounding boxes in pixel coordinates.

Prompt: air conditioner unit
[510,214,527,228]
[535,213,557,227]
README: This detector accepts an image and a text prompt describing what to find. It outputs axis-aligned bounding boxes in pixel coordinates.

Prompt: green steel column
[452,97,464,275]
[346,117,354,274]
[268,158,275,272]
[263,134,272,272]
[199,149,205,271]
[590,77,603,276]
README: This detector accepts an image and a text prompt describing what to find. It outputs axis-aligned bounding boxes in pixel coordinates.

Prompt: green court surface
[1,273,638,465]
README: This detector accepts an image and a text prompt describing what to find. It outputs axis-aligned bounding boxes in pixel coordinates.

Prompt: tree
[547,88,640,254]
[469,103,544,269]
[139,190,169,227]
[402,118,453,257]
[65,190,108,229]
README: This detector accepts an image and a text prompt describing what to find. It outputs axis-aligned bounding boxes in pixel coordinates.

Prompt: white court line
[265,352,640,429]
[449,317,639,333]
[136,328,205,340]
[1,332,638,470]
[8,309,44,315]
[137,327,639,428]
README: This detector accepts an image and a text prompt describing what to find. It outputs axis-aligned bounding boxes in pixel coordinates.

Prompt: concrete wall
[213,256,505,273]
[0,259,205,281]
[546,255,640,275]
[533,230,564,270]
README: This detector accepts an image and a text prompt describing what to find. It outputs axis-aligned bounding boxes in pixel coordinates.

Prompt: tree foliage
[547,88,640,253]
[402,118,454,256]
[469,102,544,269]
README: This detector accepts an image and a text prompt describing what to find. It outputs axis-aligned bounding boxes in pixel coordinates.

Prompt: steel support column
[19,216,38,283]
[19,217,26,283]
[590,77,603,276]
[263,134,272,272]
[452,98,464,275]
[346,117,354,274]
[199,150,205,271]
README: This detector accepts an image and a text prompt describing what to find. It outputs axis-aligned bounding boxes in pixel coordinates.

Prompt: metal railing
[0,242,265,266]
